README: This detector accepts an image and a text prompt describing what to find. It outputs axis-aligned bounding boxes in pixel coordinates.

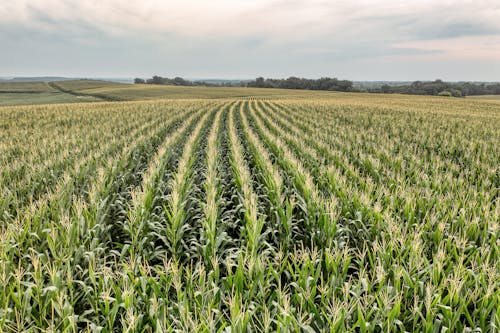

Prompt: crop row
[0,98,498,332]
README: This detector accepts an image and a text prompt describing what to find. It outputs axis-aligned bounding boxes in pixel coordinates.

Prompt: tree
[150,75,164,84]
[134,78,145,84]
[246,76,353,91]
[381,84,391,93]
[438,91,452,97]
[449,89,463,97]
[255,77,265,88]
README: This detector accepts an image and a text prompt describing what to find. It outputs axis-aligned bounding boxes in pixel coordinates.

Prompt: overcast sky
[1,0,499,81]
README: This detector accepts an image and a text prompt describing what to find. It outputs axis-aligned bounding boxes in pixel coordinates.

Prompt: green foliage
[0,81,57,93]
[0,94,498,332]
[247,76,354,91]
[368,79,500,96]
[0,92,100,106]
[438,90,452,97]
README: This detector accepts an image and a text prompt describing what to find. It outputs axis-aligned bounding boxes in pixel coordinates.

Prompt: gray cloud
[414,21,500,40]
[0,0,499,80]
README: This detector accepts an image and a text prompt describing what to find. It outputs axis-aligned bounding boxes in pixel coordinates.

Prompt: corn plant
[0,93,498,332]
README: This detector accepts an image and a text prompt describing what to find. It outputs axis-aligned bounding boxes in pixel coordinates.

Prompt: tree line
[134,76,500,96]
[134,76,353,91]
[367,80,500,97]
[134,76,195,86]
[246,76,353,91]
[134,76,240,87]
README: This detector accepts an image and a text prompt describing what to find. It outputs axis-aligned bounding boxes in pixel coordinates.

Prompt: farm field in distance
[0,86,498,332]
[0,81,103,106]
[467,95,500,103]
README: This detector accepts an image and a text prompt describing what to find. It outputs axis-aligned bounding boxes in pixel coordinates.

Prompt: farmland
[48,80,323,100]
[0,81,102,106]
[0,91,499,332]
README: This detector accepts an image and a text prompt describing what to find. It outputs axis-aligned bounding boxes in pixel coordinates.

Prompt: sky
[1,0,499,81]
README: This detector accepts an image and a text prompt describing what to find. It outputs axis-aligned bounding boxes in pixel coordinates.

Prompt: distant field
[0,92,101,106]
[51,79,126,91]
[81,84,280,100]
[0,81,57,93]
[0,80,112,105]
[3,80,500,106]
[0,91,498,332]
[51,80,326,100]
[1,79,349,106]
[467,95,500,102]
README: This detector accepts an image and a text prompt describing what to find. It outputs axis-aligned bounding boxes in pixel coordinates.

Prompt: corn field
[0,97,499,332]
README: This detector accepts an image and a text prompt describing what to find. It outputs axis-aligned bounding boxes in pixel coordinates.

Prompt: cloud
[0,0,499,80]
[394,35,500,60]
[3,0,497,40]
